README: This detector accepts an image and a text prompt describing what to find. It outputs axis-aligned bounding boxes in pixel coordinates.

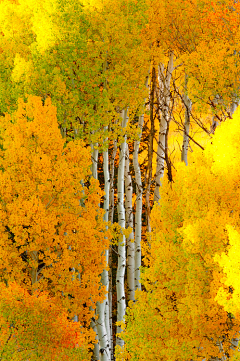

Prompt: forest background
[1,0,240,360]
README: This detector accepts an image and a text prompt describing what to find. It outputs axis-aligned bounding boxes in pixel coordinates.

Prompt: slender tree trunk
[116,109,128,347]
[145,66,156,233]
[153,64,164,203]
[109,139,117,224]
[108,138,117,360]
[132,74,149,292]
[96,141,111,361]
[73,127,78,140]
[96,280,110,361]
[60,111,67,138]
[181,74,192,166]
[91,313,100,361]
[229,98,239,117]
[103,144,111,358]
[91,144,99,180]
[30,251,38,287]
[90,143,100,361]
[154,51,174,202]
[60,123,67,138]
[133,95,146,293]
[124,144,135,302]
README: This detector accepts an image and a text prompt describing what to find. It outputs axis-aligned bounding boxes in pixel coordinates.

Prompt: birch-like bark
[91,144,99,180]
[60,111,67,139]
[210,94,221,134]
[124,144,135,302]
[109,139,117,224]
[116,109,128,347]
[133,108,144,292]
[154,51,174,202]
[133,75,149,292]
[181,74,192,166]
[60,124,67,138]
[96,282,110,361]
[91,312,100,361]
[90,142,100,361]
[96,139,111,361]
[108,138,117,359]
[96,55,113,360]
[229,98,239,117]
[73,127,78,140]
[103,146,111,359]
[145,66,156,233]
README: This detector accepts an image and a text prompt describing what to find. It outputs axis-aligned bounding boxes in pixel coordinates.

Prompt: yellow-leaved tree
[116,107,240,360]
[0,95,110,357]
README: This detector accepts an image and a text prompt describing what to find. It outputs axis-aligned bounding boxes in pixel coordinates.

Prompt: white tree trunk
[108,138,117,359]
[181,74,192,166]
[91,312,100,361]
[154,51,174,202]
[90,142,100,361]
[133,110,144,292]
[109,139,117,224]
[91,144,99,180]
[95,131,111,361]
[229,98,239,116]
[124,144,135,301]
[116,109,128,347]
[96,295,110,361]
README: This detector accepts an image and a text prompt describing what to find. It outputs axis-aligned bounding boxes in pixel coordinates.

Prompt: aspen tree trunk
[124,144,135,302]
[210,94,222,134]
[116,109,128,347]
[95,240,109,357]
[73,127,78,140]
[145,66,156,233]
[95,135,111,361]
[91,135,111,360]
[90,143,100,361]
[60,111,67,138]
[154,51,174,202]
[30,251,39,287]
[229,98,239,117]
[133,108,144,292]
[133,75,149,292]
[109,139,117,224]
[91,144,99,180]
[181,74,192,166]
[60,124,67,138]
[103,140,110,346]
[91,314,99,361]
[108,138,117,360]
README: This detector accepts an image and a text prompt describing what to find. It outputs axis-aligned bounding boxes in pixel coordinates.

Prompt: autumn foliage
[0,95,109,357]
[1,0,240,360]
[0,282,89,360]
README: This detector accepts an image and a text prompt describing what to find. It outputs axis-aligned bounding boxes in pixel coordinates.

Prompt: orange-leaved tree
[0,282,89,360]
[0,95,110,352]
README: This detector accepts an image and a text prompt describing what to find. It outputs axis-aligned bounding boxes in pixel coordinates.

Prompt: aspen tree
[133,74,149,292]
[116,109,128,347]
[118,107,240,361]
[95,134,111,361]
[125,144,135,302]
[181,74,192,165]
[154,51,174,201]
[108,138,117,359]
